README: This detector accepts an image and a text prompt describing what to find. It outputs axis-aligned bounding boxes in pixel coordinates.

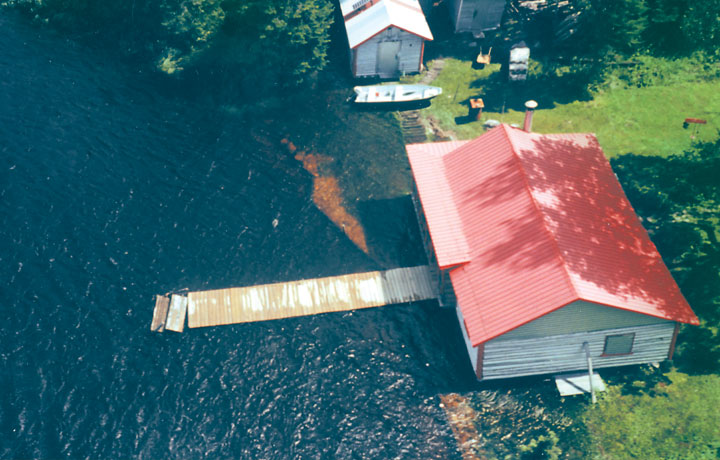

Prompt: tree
[679,0,720,56]
[644,0,720,56]
[611,138,720,374]
[158,0,334,90]
[4,0,336,94]
[566,0,648,59]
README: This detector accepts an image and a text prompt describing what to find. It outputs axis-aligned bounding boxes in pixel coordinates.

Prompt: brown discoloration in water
[440,393,485,460]
[282,138,368,254]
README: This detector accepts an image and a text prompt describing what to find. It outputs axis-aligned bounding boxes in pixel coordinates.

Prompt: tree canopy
[159,0,334,89]
[562,0,720,58]
[4,0,335,93]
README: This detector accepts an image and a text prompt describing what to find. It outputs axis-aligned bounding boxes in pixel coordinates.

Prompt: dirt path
[421,58,445,84]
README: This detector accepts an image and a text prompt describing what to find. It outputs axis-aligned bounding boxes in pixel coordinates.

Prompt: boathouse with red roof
[407,124,699,380]
[340,0,433,78]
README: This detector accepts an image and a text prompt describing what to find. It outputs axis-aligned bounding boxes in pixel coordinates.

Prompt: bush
[583,372,720,459]
[593,54,720,91]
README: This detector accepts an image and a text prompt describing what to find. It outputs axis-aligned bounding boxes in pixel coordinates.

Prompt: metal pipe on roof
[523,100,538,132]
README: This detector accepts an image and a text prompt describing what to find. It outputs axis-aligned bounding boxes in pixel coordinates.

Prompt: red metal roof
[408,124,699,346]
[407,141,471,268]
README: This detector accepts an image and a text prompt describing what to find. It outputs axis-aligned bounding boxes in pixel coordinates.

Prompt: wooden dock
[150,295,170,332]
[151,266,437,332]
[150,294,187,333]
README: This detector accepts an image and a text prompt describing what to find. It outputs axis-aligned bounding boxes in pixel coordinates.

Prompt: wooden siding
[355,44,376,77]
[186,266,437,328]
[458,0,477,31]
[495,300,670,341]
[353,28,423,78]
[449,0,505,33]
[448,0,463,31]
[398,35,423,74]
[481,322,676,380]
[472,0,505,32]
[475,344,484,380]
[456,306,478,370]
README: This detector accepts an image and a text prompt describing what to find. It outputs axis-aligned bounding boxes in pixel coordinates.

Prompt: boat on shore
[353,84,442,104]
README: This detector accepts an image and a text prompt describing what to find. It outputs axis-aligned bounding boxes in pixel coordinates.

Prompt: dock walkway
[151,265,437,332]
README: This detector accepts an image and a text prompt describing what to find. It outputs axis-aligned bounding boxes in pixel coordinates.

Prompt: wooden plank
[482,323,675,380]
[150,295,170,332]
[184,265,437,329]
[165,295,188,332]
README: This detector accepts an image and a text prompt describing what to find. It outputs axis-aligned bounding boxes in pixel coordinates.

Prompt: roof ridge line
[343,0,382,21]
[500,124,580,302]
[387,0,424,14]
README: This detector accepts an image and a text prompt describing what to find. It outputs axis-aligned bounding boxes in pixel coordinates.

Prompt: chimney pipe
[523,100,538,132]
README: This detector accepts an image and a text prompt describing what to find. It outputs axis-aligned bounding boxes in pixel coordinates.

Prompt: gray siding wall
[482,322,676,380]
[354,28,423,77]
[450,0,505,33]
[456,0,477,31]
[448,0,463,31]
[354,42,377,77]
[456,306,478,370]
[496,300,670,341]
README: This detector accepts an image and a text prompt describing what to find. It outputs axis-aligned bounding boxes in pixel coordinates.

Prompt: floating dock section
[151,265,437,332]
[150,294,188,333]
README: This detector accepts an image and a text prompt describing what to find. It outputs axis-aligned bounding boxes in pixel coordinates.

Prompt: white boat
[353,84,442,103]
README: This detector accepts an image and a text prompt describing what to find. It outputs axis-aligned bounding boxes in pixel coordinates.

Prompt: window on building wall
[603,333,635,355]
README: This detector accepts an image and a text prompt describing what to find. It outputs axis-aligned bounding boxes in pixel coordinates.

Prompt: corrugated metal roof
[407,141,471,268]
[408,124,699,347]
[342,0,433,49]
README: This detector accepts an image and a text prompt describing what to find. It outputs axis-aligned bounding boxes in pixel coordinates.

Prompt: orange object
[468,98,484,120]
[476,47,492,65]
[469,98,484,109]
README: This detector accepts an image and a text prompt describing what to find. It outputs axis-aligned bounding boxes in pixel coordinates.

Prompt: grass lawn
[412,58,720,157]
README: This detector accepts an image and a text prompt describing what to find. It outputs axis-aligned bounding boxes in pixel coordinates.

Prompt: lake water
[0,11,478,459]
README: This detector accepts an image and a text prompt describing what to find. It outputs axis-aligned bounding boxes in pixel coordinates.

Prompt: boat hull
[353,84,442,104]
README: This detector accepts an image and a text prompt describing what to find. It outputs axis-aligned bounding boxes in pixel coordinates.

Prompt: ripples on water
[0,12,477,459]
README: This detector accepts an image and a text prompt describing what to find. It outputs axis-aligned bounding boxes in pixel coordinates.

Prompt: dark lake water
[0,11,478,459]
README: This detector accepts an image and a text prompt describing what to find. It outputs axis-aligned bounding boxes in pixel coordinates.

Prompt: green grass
[415,58,720,157]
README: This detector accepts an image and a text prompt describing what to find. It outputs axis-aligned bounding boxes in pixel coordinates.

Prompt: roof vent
[352,0,372,10]
[523,100,538,132]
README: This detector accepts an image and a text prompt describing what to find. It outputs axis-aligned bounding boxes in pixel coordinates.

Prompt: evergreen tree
[570,0,648,59]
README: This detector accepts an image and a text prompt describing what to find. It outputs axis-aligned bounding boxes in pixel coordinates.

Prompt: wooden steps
[400,111,427,144]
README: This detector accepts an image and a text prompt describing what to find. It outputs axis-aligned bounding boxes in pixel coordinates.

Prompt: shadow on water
[357,196,428,269]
